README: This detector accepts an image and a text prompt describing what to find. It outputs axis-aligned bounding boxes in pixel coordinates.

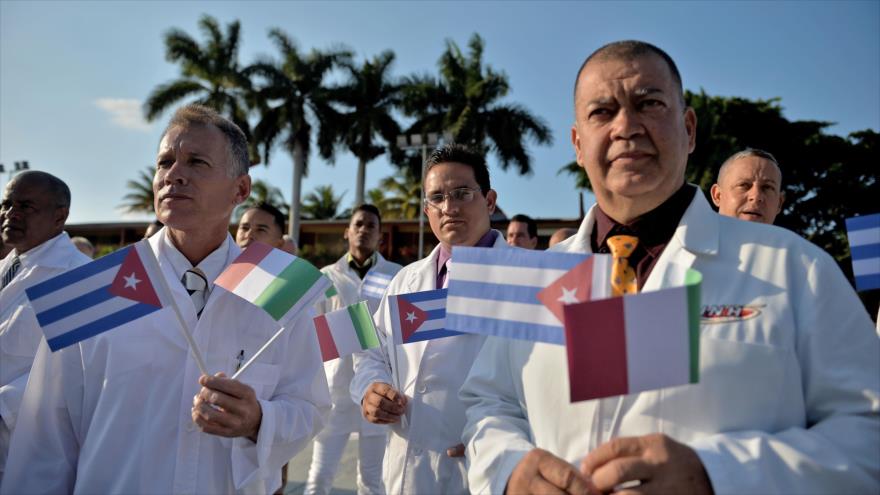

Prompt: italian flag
[215,242,331,321]
[563,269,702,402]
[314,301,380,361]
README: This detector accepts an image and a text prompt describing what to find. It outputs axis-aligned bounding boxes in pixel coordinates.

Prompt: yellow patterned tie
[607,234,639,296]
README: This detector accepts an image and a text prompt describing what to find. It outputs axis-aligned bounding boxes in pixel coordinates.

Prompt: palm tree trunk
[289,142,306,243]
[355,157,367,207]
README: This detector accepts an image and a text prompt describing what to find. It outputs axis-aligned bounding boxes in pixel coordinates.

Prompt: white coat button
[186,423,196,433]
[412,447,423,456]
[417,383,427,393]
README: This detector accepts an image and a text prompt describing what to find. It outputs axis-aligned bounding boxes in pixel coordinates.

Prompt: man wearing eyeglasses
[351,144,506,494]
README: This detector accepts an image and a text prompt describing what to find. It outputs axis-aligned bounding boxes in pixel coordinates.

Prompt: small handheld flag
[446,247,610,345]
[845,213,880,291]
[26,240,168,351]
[314,301,380,361]
[362,271,393,300]
[215,242,331,322]
[564,268,702,402]
[389,289,459,344]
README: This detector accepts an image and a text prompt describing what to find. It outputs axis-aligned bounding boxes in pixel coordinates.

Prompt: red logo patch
[700,304,763,323]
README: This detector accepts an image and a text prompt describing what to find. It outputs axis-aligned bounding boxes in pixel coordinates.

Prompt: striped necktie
[182,267,208,317]
[1,256,21,290]
[607,234,639,296]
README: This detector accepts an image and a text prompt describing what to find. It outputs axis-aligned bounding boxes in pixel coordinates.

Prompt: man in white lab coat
[461,41,880,495]
[0,171,91,481]
[306,204,403,495]
[351,144,506,494]
[1,104,330,495]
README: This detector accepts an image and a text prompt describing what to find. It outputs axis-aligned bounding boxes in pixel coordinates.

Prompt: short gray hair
[9,170,71,209]
[718,148,782,184]
[160,104,249,177]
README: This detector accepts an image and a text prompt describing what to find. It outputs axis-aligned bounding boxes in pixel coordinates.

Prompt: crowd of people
[0,40,877,495]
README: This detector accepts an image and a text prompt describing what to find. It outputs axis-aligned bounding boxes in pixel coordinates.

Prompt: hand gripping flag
[215,241,332,322]
[390,288,460,344]
[446,247,611,345]
[26,240,169,351]
[564,268,702,402]
[314,301,380,361]
[845,213,880,291]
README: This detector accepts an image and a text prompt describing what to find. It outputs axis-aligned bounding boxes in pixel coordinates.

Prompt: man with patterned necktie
[2,105,330,495]
[0,171,90,482]
[461,40,879,495]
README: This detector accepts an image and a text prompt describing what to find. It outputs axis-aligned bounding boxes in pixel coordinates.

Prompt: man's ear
[485,189,497,215]
[777,191,786,214]
[235,175,252,205]
[571,125,584,167]
[709,184,722,208]
[684,107,697,153]
[54,206,69,230]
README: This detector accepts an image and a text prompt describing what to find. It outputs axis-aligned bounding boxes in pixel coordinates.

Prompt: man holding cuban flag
[2,105,330,495]
[305,204,402,495]
[350,144,508,495]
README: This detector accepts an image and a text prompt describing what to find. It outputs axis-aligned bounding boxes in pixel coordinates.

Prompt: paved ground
[282,435,359,495]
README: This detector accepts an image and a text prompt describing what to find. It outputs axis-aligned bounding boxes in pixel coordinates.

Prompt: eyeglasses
[424,187,481,209]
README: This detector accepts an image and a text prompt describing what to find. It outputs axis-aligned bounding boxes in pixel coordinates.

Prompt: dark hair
[160,104,250,177]
[246,202,286,233]
[352,203,382,227]
[12,170,71,209]
[574,40,684,105]
[510,214,537,239]
[425,143,491,194]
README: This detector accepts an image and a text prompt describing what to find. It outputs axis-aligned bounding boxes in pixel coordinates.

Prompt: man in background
[548,227,576,247]
[710,148,784,224]
[0,171,91,481]
[236,202,286,250]
[70,236,95,258]
[506,214,539,249]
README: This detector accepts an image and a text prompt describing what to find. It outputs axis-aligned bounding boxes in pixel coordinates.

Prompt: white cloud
[94,98,152,132]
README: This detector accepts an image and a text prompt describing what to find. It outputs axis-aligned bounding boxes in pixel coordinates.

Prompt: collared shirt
[346,251,377,280]
[591,184,696,289]
[5,231,66,273]
[436,230,498,289]
[162,233,230,299]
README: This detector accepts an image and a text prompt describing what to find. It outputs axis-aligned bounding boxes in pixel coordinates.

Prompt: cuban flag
[845,213,880,291]
[26,240,169,351]
[390,288,460,344]
[446,247,610,345]
[362,271,393,300]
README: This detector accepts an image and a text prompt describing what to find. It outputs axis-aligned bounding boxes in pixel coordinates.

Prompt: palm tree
[246,28,350,240]
[369,169,422,220]
[557,160,591,190]
[120,167,156,214]
[236,179,289,220]
[331,51,402,206]
[301,184,345,220]
[143,15,256,161]
[401,33,552,175]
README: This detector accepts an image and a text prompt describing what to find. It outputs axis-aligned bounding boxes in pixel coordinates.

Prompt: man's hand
[361,382,406,424]
[580,433,713,494]
[506,448,598,495]
[447,443,466,458]
[192,372,263,442]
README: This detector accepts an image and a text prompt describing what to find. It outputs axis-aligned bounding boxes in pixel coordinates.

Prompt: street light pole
[397,133,441,259]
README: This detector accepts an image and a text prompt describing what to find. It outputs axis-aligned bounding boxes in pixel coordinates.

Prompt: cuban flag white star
[123,272,141,290]
[405,311,418,323]
[557,286,579,304]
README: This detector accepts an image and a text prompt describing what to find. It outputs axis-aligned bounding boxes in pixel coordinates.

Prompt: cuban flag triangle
[845,212,880,291]
[446,247,611,345]
[564,268,702,402]
[390,288,460,344]
[215,241,332,322]
[362,271,393,300]
[26,240,169,352]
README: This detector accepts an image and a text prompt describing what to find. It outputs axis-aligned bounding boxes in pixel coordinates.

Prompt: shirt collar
[594,183,696,252]
[13,231,67,268]
[160,231,231,291]
[437,229,498,276]
[347,251,377,270]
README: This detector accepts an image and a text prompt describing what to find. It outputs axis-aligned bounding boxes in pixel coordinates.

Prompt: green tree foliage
[401,34,552,175]
[235,179,288,220]
[120,167,155,214]
[301,184,346,220]
[143,15,257,162]
[245,28,350,239]
[556,90,879,265]
[330,50,402,206]
[368,169,422,220]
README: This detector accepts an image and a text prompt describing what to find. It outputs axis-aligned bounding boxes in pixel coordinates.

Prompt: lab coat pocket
[235,362,281,400]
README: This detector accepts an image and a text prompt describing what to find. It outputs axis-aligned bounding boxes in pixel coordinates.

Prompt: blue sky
[1,1,878,225]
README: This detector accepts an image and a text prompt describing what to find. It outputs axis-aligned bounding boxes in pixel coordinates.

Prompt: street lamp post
[0,160,30,193]
[396,133,445,259]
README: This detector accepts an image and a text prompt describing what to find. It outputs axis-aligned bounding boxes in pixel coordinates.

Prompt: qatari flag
[563,268,702,402]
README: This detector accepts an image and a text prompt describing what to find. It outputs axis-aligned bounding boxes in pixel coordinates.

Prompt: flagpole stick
[139,242,210,377]
[231,325,288,380]
[387,298,408,430]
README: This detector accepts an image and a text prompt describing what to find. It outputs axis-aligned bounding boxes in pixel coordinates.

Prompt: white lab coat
[351,231,507,495]
[318,253,403,436]
[460,191,880,495]
[0,232,90,479]
[1,229,331,495]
